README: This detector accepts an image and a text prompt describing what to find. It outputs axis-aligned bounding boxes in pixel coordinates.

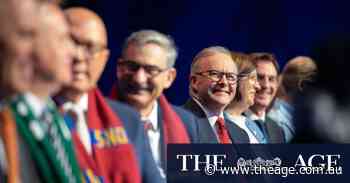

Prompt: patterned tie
[215,117,232,144]
[64,107,92,154]
[143,120,155,132]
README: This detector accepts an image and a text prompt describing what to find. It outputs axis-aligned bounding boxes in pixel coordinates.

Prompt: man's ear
[163,68,176,89]
[190,74,197,86]
[97,49,110,67]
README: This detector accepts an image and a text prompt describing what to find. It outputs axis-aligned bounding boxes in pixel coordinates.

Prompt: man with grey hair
[183,46,249,144]
[110,29,198,177]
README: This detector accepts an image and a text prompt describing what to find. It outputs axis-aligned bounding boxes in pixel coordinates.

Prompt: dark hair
[249,52,280,74]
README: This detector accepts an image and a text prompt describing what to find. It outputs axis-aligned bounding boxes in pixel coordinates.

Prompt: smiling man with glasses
[111,30,199,178]
[183,46,250,144]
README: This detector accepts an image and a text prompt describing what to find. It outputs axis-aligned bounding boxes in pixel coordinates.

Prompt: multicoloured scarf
[65,88,141,183]
[110,85,190,144]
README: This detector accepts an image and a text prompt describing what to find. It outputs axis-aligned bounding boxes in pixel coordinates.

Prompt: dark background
[64,0,350,105]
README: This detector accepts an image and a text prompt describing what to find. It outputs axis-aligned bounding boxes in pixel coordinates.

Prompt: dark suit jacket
[182,98,250,144]
[157,103,200,173]
[264,116,285,143]
[106,99,165,183]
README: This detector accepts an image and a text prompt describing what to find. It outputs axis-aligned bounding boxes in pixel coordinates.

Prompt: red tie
[143,120,154,132]
[216,117,232,144]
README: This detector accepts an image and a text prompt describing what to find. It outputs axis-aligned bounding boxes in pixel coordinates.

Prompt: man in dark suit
[111,30,198,177]
[183,46,249,144]
[56,8,164,183]
[246,53,285,143]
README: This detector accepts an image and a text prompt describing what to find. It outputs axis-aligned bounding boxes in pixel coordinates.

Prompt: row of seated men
[0,0,317,182]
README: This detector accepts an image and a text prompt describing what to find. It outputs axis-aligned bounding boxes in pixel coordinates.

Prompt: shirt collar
[141,101,159,130]
[62,93,88,113]
[23,92,48,118]
[245,109,265,121]
[192,97,224,127]
[225,112,246,127]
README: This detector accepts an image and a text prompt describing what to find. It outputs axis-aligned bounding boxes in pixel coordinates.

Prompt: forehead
[41,9,68,36]
[256,60,278,77]
[123,43,168,68]
[70,19,105,46]
[10,0,38,34]
[197,52,237,73]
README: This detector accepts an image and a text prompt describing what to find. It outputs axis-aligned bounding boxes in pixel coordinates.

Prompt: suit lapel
[183,99,218,143]
[224,113,250,144]
[265,117,285,143]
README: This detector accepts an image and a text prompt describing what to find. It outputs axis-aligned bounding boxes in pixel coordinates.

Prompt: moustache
[122,82,154,94]
[208,82,233,94]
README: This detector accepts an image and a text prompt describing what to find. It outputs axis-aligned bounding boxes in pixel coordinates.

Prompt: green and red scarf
[10,94,83,183]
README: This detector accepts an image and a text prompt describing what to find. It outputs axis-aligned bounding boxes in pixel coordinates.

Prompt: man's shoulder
[181,98,206,118]
[105,98,140,117]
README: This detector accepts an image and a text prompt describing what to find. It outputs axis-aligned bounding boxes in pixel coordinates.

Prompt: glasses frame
[117,59,169,77]
[195,70,239,83]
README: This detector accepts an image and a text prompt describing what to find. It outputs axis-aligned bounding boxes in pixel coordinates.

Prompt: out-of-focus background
[64,0,350,105]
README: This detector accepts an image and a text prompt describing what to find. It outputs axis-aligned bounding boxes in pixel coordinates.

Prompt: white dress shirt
[245,109,266,121]
[192,98,224,141]
[225,113,260,143]
[141,102,166,177]
[23,92,48,118]
[62,94,92,154]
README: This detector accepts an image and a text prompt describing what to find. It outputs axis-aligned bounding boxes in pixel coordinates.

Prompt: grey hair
[190,46,232,75]
[122,29,178,68]
[189,46,233,98]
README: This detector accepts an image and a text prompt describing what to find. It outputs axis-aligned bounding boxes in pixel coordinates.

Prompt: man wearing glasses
[183,46,249,144]
[111,30,198,178]
[56,8,166,183]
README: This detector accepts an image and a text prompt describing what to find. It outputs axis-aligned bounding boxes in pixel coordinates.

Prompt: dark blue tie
[253,119,269,143]
[245,119,267,143]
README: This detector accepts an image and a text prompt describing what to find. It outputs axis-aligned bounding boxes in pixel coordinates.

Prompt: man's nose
[254,79,261,90]
[259,77,270,89]
[217,74,229,84]
[75,45,89,62]
[132,67,148,83]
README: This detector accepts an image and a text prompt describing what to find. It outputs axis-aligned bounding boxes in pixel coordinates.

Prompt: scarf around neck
[109,85,190,144]
[64,88,141,183]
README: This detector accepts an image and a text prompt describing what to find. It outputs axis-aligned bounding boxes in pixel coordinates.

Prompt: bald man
[268,56,317,142]
[56,7,164,183]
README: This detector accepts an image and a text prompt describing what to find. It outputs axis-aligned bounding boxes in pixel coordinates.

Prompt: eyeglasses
[71,36,106,57]
[117,60,167,77]
[195,70,238,83]
[239,73,258,83]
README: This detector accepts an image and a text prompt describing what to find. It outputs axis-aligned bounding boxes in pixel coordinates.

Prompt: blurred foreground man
[0,2,83,183]
[0,0,39,181]
[57,8,163,183]
[268,56,317,142]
